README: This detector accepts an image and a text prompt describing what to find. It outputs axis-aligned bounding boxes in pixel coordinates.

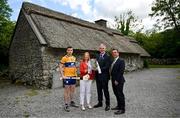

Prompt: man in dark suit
[110,49,125,115]
[94,44,111,111]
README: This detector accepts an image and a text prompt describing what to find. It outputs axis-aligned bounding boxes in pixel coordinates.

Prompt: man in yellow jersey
[59,46,79,112]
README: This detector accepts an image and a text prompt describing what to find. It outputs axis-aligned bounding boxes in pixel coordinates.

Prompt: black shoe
[111,106,119,110]
[64,105,70,112]
[105,105,110,111]
[93,103,103,108]
[114,110,125,115]
[70,101,79,108]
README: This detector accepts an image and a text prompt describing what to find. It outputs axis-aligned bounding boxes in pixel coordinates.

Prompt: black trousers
[112,80,125,110]
[96,77,110,106]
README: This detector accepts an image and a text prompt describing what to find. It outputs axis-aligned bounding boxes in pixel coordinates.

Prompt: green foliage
[114,3,179,59]
[114,10,143,35]
[0,63,8,71]
[149,0,180,32]
[132,0,180,59]
[149,65,180,68]
[0,0,12,20]
[143,59,149,68]
[0,0,15,65]
[133,29,180,58]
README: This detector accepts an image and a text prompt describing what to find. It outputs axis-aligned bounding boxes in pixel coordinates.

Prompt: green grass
[149,65,180,68]
[176,76,180,79]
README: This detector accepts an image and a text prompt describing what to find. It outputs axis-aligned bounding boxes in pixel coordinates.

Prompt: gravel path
[0,68,180,118]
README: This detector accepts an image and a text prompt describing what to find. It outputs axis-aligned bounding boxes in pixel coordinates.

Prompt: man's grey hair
[99,43,106,48]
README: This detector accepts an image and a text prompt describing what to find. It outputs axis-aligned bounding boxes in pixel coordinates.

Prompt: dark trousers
[96,78,110,106]
[112,80,125,110]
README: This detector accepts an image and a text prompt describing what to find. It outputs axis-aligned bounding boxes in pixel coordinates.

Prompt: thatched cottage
[9,2,150,89]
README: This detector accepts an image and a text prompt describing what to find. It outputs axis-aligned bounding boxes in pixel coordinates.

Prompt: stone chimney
[95,19,107,27]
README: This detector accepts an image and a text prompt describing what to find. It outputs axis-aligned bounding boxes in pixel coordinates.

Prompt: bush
[143,59,149,68]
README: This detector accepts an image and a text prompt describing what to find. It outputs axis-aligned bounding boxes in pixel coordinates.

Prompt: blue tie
[100,54,103,59]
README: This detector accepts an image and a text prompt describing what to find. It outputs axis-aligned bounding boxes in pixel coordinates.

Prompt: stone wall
[9,11,45,89]
[148,58,180,65]
[121,54,144,72]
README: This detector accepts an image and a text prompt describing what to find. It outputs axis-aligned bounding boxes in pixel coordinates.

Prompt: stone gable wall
[9,12,46,89]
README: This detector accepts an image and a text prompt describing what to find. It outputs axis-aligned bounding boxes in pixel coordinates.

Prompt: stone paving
[0,68,180,118]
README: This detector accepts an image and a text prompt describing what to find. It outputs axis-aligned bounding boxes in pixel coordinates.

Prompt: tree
[0,0,15,67]
[149,0,180,32]
[0,0,12,24]
[133,28,180,59]
[114,10,143,35]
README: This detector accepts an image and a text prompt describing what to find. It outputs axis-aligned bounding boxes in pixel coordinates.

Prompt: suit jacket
[111,58,125,83]
[96,53,111,79]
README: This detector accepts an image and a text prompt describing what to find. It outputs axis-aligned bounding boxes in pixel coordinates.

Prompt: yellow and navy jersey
[60,55,77,77]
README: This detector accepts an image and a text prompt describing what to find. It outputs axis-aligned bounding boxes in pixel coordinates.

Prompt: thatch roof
[17,2,150,57]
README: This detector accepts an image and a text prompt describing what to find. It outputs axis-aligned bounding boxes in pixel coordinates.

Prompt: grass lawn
[149,64,180,68]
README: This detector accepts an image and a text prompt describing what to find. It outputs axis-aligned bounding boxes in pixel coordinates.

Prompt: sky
[8,0,156,31]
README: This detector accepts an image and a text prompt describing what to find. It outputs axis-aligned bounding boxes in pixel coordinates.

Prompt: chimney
[95,19,107,27]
